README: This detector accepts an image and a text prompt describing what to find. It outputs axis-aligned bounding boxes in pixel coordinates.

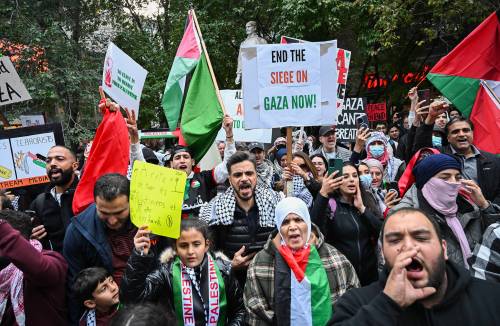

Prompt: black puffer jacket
[312,194,383,286]
[120,248,245,326]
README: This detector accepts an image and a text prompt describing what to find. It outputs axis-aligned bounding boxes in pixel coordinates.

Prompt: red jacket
[0,220,68,326]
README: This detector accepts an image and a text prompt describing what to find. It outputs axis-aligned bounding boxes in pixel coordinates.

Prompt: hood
[262,223,325,255]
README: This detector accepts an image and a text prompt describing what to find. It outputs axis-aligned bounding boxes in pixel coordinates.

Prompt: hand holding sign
[130,161,187,239]
[98,86,120,113]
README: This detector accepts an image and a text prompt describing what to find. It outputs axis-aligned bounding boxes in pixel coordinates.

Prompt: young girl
[120,219,245,326]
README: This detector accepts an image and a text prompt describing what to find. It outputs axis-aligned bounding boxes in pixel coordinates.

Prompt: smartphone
[243,244,262,256]
[417,89,431,107]
[356,115,369,130]
[386,182,400,197]
[328,158,343,177]
[26,210,42,227]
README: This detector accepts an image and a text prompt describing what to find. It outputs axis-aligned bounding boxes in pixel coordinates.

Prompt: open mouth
[49,169,62,178]
[406,258,423,272]
[347,184,356,191]
[456,139,468,146]
[178,164,187,170]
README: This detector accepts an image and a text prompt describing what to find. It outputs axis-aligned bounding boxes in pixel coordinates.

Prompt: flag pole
[190,9,227,115]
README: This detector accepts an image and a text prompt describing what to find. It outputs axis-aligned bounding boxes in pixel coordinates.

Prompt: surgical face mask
[369,145,385,158]
[359,174,373,189]
[432,136,442,148]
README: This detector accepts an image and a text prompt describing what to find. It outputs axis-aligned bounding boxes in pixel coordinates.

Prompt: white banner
[20,115,45,127]
[216,90,272,143]
[243,41,337,129]
[101,43,148,117]
[0,56,32,106]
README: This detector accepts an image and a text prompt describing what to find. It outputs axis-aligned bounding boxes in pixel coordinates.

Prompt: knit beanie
[276,148,287,162]
[365,132,388,152]
[412,154,461,189]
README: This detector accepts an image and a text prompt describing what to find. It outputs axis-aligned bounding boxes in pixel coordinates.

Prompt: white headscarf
[274,197,311,246]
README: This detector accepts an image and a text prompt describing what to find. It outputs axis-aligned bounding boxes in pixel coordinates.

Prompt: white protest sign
[20,115,45,127]
[243,41,337,129]
[0,56,32,106]
[102,43,148,117]
[216,90,272,143]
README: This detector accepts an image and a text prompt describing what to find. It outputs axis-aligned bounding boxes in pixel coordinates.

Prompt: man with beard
[330,207,500,325]
[30,145,79,252]
[200,151,282,285]
[413,101,500,204]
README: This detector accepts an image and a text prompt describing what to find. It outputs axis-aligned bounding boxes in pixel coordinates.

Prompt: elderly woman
[244,197,359,326]
[391,154,500,268]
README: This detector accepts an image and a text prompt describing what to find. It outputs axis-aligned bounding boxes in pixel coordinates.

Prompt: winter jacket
[120,248,245,326]
[412,122,500,205]
[311,194,383,285]
[391,184,500,266]
[244,225,360,326]
[329,261,500,325]
[63,203,169,325]
[30,177,78,252]
[0,220,68,326]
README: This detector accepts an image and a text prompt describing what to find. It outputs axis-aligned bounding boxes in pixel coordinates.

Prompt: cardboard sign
[0,123,64,189]
[280,36,351,120]
[101,43,148,118]
[366,102,387,122]
[242,41,337,129]
[0,56,32,106]
[130,161,186,238]
[336,98,367,141]
[216,90,272,143]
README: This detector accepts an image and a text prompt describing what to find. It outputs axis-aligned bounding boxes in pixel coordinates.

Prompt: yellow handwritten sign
[130,161,186,238]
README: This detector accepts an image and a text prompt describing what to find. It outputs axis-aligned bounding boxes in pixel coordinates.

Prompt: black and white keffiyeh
[256,160,275,188]
[291,175,314,208]
[200,184,281,227]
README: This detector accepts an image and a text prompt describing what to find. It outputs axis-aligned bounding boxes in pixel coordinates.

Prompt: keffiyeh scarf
[0,239,43,326]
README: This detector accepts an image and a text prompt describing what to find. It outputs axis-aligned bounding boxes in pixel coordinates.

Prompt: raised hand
[98,86,120,113]
[319,171,343,197]
[353,183,366,214]
[222,114,234,139]
[383,247,436,308]
[425,100,449,125]
[353,127,371,153]
[125,108,139,144]
[384,190,401,209]
[134,225,151,255]
[461,179,489,209]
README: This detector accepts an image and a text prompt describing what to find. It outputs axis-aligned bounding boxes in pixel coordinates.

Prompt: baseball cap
[248,142,265,152]
[319,126,336,137]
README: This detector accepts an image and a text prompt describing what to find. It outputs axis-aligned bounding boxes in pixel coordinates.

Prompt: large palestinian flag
[161,10,224,162]
[275,246,332,325]
[427,10,500,154]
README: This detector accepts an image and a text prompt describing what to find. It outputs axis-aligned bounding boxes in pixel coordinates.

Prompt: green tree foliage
[1,0,496,145]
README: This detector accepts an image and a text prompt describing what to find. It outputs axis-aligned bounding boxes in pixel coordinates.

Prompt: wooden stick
[190,9,227,115]
[285,127,293,197]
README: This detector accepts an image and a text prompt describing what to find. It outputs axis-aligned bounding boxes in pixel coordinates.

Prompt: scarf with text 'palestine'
[172,254,227,326]
[275,245,332,326]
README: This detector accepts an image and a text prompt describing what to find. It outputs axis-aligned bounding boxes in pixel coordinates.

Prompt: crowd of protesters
[1,86,500,326]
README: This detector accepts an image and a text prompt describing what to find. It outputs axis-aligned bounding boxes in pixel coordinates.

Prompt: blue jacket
[63,203,169,324]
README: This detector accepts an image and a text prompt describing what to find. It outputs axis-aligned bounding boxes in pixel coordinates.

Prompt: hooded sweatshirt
[329,261,500,325]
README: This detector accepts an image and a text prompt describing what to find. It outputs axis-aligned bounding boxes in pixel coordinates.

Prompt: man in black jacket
[200,151,281,285]
[30,145,79,252]
[330,207,500,325]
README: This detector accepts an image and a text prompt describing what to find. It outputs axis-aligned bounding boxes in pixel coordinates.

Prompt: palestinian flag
[275,245,332,326]
[161,10,224,162]
[427,10,500,154]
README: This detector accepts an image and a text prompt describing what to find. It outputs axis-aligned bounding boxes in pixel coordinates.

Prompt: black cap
[319,126,336,137]
[248,142,265,152]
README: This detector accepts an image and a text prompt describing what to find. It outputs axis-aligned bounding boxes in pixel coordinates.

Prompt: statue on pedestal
[235,21,267,85]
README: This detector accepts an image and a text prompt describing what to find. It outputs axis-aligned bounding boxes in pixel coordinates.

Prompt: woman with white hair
[244,197,359,326]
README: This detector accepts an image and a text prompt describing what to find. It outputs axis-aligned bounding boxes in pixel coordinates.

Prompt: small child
[120,219,245,325]
[73,267,120,326]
